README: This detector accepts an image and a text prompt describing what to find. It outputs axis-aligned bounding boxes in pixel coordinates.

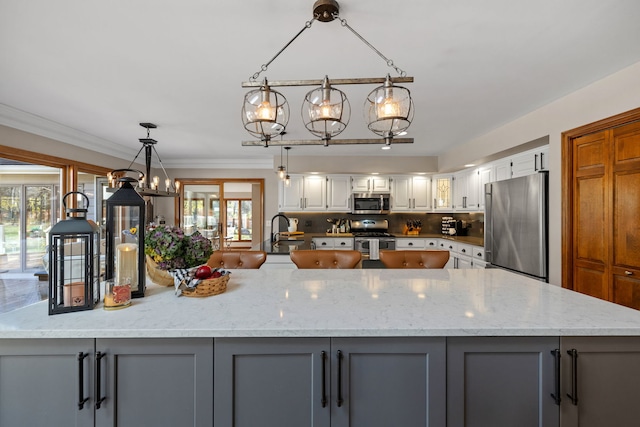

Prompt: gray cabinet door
[560,336,640,427]
[94,338,213,427]
[0,338,95,427]
[331,337,446,427]
[447,336,560,427]
[214,337,330,427]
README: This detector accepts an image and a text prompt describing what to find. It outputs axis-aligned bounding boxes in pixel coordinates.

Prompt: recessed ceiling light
[464,163,475,167]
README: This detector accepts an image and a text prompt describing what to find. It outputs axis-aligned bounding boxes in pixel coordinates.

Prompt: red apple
[195,265,212,279]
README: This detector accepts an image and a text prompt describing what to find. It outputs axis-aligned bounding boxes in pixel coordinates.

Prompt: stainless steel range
[351,219,396,254]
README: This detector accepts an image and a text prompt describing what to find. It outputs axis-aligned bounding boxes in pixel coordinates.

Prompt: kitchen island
[2,269,640,427]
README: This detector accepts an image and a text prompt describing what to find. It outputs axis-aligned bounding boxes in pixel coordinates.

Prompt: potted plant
[144,225,214,286]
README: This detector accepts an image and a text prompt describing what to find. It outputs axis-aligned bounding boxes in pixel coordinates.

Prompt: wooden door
[565,113,640,310]
[572,130,610,300]
[610,122,640,309]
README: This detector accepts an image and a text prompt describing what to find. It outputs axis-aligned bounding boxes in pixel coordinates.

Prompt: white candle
[116,243,138,291]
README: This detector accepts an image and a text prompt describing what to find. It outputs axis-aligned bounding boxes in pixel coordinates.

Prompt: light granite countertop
[1,269,640,339]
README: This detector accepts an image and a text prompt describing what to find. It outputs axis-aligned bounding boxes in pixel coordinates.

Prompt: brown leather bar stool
[207,251,267,269]
[290,250,362,269]
[379,250,450,269]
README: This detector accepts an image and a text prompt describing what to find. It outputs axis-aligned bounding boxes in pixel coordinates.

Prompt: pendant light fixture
[241,0,414,149]
[108,123,178,197]
[302,75,350,144]
[276,145,286,179]
[284,146,291,187]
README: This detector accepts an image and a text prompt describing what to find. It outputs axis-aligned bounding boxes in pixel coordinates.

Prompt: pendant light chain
[250,18,318,81]
[334,15,407,77]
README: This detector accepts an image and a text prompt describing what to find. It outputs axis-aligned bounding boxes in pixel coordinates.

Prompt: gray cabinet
[0,338,95,427]
[214,337,329,427]
[214,337,446,427]
[560,336,640,427]
[0,338,213,427]
[447,336,560,427]
[332,337,446,427]
[95,338,213,427]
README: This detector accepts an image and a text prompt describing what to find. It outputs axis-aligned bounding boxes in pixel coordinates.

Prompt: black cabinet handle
[566,349,578,405]
[77,352,89,410]
[550,349,561,405]
[408,242,413,246]
[337,350,344,407]
[340,242,345,246]
[95,351,107,409]
[321,351,327,408]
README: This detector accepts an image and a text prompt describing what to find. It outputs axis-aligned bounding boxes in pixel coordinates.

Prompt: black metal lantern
[106,169,146,298]
[48,192,101,315]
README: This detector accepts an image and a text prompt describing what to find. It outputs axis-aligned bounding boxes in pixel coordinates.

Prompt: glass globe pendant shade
[242,78,289,142]
[365,74,414,139]
[302,76,350,140]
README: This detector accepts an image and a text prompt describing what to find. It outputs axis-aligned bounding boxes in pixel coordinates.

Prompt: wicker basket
[145,256,174,287]
[181,274,229,298]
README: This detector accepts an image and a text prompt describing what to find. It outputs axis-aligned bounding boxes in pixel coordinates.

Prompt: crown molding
[0,104,273,170]
[0,103,139,161]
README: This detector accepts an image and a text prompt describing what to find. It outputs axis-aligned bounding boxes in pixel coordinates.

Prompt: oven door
[355,238,396,253]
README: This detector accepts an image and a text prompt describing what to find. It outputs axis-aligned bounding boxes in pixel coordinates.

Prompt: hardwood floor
[0,273,48,314]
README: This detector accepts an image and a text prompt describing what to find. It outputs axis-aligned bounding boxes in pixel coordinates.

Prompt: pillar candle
[116,243,138,291]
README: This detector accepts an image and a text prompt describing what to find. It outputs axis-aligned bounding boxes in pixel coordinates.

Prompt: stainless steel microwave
[351,193,390,214]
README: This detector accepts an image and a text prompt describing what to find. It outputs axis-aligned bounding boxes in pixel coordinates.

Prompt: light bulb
[278,166,286,179]
[256,101,274,121]
[285,175,291,187]
[378,97,400,119]
[165,178,171,191]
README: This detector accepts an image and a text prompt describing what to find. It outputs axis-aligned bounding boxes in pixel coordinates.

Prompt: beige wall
[439,60,640,286]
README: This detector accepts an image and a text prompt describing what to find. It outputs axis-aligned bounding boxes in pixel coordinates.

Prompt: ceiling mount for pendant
[313,0,339,22]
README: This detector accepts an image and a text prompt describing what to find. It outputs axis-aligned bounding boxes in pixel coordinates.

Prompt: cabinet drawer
[457,243,473,257]
[425,239,438,248]
[472,246,485,260]
[313,238,333,249]
[396,238,426,250]
[438,240,457,252]
[334,238,354,249]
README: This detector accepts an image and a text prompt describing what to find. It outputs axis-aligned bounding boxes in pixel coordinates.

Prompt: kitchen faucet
[270,213,290,242]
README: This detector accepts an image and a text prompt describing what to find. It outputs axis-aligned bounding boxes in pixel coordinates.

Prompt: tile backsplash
[282,212,484,239]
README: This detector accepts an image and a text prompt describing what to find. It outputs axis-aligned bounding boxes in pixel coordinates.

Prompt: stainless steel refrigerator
[484,171,548,282]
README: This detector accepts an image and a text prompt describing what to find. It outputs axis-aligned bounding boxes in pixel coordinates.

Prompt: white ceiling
[1,0,640,168]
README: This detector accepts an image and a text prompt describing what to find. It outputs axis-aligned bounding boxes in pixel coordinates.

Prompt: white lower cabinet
[437,239,483,269]
[312,237,354,250]
[214,337,446,427]
[0,338,214,427]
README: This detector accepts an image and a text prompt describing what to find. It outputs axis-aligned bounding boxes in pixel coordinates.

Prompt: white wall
[439,60,640,286]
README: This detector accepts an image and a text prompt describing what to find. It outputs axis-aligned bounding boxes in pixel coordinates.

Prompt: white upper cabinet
[510,146,549,178]
[390,176,431,212]
[279,174,304,211]
[327,175,351,212]
[492,159,511,182]
[478,166,492,211]
[432,174,453,211]
[279,174,326,212]
[453,168,481,211]
[351,175,390,193]
[302,175,327,211]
